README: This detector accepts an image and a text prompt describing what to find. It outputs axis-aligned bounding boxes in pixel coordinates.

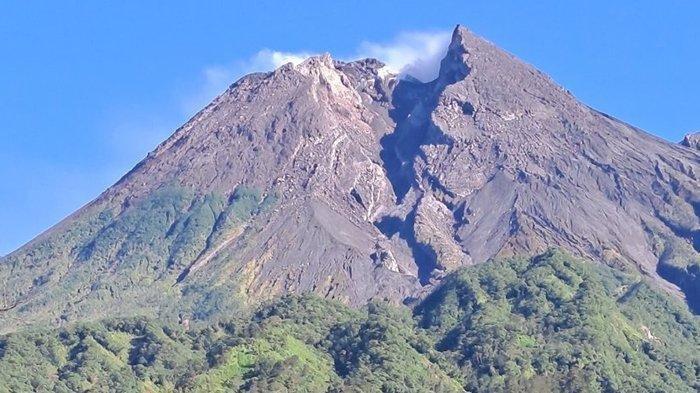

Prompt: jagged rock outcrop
[1,25,698,331]
[681,132,700,151]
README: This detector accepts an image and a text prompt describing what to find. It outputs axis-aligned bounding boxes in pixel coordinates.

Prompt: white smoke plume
[185,30,451,114]
[353,31,451,82]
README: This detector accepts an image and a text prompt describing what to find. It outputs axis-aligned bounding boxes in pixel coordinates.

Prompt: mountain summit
[1,26,698,331]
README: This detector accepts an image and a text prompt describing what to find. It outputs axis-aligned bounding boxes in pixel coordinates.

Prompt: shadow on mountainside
[375,66,467,284]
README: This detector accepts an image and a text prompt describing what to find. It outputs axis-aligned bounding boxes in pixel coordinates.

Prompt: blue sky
[1,1,698,255]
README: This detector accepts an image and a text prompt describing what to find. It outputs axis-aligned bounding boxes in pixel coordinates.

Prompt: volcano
[1,26,698,331]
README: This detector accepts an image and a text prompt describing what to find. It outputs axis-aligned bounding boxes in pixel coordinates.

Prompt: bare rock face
[1,26,698,330]
[681,132,700,151]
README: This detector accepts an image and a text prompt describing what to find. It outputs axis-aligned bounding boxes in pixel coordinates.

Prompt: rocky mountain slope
[682,132,700,151]
[0,26,698,331]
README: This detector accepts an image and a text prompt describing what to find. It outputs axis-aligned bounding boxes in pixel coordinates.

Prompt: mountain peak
[437,24,531,87]
[437,25,474,82]
[1,24,698,332]
[450,24,473,50]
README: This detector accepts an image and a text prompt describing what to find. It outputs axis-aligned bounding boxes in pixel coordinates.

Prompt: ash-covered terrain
[1,26,698,330]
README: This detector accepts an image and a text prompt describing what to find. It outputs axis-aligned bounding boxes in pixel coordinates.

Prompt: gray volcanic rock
[377,27,699,301]
[1,26,698,330]
[681,132,700,150]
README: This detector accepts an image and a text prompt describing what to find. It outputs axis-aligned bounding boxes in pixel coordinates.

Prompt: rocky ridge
[681,132,700,151]
[0,26,698,331]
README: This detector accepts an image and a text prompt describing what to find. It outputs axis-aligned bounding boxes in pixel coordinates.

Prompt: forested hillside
[1,251,697,392]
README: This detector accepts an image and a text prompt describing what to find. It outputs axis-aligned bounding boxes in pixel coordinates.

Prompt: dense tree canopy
[1,251,697,392]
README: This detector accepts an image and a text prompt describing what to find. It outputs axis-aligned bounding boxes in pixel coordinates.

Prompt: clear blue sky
[1,1,698,255]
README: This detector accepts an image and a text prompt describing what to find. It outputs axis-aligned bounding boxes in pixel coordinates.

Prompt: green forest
[1,250,698,392]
